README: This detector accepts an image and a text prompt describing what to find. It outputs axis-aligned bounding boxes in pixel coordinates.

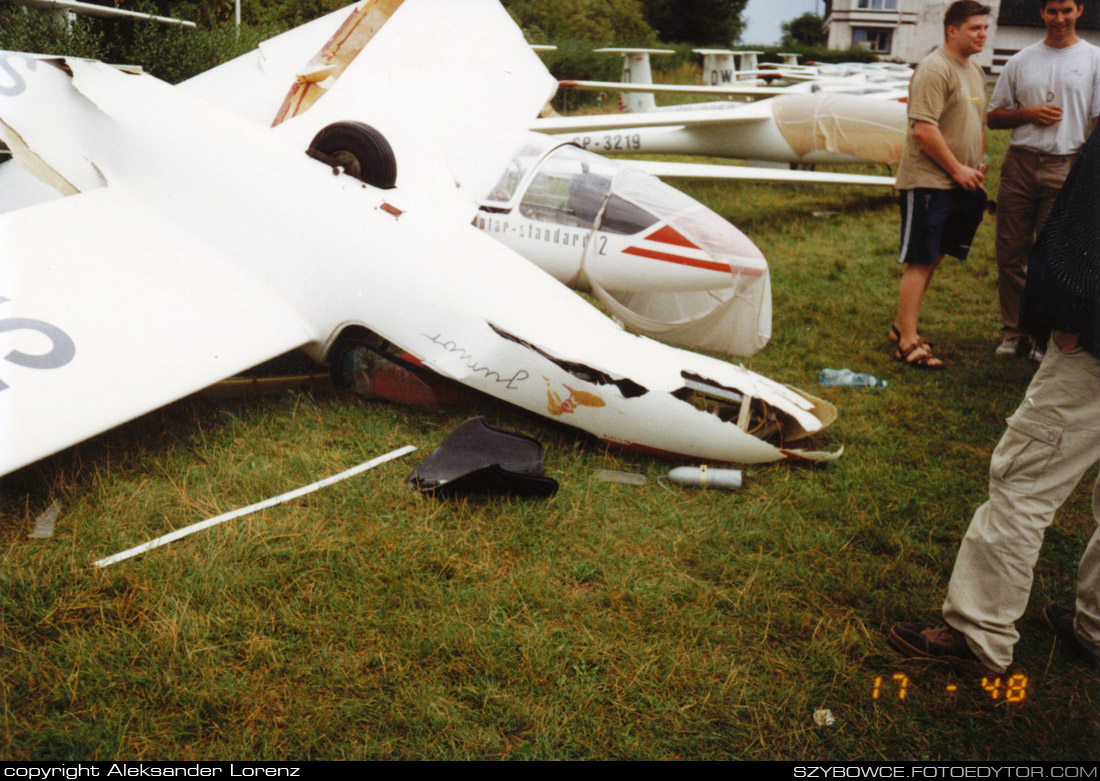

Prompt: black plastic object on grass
[406,417,558,498]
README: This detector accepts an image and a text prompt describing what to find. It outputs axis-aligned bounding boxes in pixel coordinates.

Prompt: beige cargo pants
[942,341,1100,672]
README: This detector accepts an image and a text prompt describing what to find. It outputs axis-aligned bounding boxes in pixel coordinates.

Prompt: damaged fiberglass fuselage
[0,52,840,472]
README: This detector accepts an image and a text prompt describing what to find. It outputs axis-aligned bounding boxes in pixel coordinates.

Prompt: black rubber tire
[307,121,397,190]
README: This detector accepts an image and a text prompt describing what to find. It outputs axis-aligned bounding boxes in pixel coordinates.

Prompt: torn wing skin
[0,52,839,473]
[179,0,560,211]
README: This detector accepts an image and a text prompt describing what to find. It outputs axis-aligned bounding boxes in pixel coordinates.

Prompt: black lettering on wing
[0,300,76,391]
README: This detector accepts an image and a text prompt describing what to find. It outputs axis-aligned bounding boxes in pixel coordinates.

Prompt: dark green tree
[641,0,747,45]
[781,12,825,47]
[501,0,654,45]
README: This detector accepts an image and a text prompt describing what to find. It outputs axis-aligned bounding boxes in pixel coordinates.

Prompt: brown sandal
[889,325,933,349]
[894,341,944,369]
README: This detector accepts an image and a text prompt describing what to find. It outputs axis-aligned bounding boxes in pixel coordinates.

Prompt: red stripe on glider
[624,246,767,276]
[645,224,700,249]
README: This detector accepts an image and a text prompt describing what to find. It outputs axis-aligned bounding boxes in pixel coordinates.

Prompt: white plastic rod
[93,445,416,567]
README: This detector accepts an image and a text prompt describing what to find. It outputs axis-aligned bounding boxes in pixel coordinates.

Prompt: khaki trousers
[994,147,1078,340]
[942,342,1100,672]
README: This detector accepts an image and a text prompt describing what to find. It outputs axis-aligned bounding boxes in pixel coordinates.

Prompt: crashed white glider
[0,1,842,476]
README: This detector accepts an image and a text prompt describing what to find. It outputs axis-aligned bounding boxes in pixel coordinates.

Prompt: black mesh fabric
[1020,128,1100,357]
[405,417,558,498]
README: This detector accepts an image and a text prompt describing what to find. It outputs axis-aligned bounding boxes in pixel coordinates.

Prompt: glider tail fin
[593,47,673,113]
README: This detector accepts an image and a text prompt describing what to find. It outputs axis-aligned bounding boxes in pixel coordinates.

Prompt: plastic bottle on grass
[819,368,887,388]
[667,466,743,491]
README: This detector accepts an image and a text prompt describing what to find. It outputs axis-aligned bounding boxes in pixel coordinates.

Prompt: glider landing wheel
[307,121,397,190]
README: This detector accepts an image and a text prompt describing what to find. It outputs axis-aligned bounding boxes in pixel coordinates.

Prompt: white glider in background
[1,0,195,26]
[0,0,842,477]
[558,48,910,113]
[543,47,908,174]
[533,93,906,169]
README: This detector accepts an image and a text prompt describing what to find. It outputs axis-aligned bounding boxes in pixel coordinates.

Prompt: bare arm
[912,120,985,190]
[987,105,1063,129]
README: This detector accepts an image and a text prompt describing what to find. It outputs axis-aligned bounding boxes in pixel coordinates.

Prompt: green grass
[2,130,1097,761]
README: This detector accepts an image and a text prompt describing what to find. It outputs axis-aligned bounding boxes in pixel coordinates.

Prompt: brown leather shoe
[1040,605,1099,668]
[887,622,995,674]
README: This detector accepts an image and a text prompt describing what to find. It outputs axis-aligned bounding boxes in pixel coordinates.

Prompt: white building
[823,0,1100,73]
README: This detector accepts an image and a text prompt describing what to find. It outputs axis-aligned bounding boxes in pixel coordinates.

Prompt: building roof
[998,0,1100,30]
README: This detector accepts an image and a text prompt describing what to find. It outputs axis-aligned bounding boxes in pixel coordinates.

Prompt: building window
[857,0,897,9]
[852,27,892,53]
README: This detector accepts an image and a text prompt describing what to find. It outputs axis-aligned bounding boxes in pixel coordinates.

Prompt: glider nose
[663,207,767,285]
[606,166,768,292]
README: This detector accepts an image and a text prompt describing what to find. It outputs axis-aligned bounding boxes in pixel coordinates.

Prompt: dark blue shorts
[897,187,987,266]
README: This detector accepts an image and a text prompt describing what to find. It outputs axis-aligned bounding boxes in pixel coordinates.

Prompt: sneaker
[995,337,1021,357]
[1028,342,1046,363]
[887,622,994,674]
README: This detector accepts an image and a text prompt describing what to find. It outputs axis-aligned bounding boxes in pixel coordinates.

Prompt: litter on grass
[28,500,60,539]
[406,417,557,498]
[593,469,647,485]
[93,445,416,567]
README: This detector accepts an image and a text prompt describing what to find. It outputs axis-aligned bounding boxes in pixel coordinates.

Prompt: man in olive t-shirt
[889,1,990,369]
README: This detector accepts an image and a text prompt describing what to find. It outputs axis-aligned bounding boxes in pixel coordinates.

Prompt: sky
[740,0,822,45]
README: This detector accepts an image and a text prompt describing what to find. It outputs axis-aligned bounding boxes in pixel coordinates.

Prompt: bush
[0,6,106,59]
[752,45,880,66]
[502,0,655,46]
[0,2,292,84]
[123,15,284,83]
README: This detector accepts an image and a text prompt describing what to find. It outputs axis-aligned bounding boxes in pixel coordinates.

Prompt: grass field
[1,121,1097,760]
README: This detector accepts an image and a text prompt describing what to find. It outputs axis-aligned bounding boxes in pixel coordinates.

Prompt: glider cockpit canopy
[483,135,748,247]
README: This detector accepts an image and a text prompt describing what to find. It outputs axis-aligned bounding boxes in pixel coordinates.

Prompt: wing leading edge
[631,159,896,188]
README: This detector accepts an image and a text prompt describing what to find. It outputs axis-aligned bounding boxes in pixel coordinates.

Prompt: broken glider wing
[631,160,896,188]
[0,188,311,476]
[0,50,839,470]
[0,53,306,475]
[175,4,360,124]
[182,0,559,207]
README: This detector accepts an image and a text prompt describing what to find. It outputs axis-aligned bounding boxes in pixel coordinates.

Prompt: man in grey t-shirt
[987,0,1100,359]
